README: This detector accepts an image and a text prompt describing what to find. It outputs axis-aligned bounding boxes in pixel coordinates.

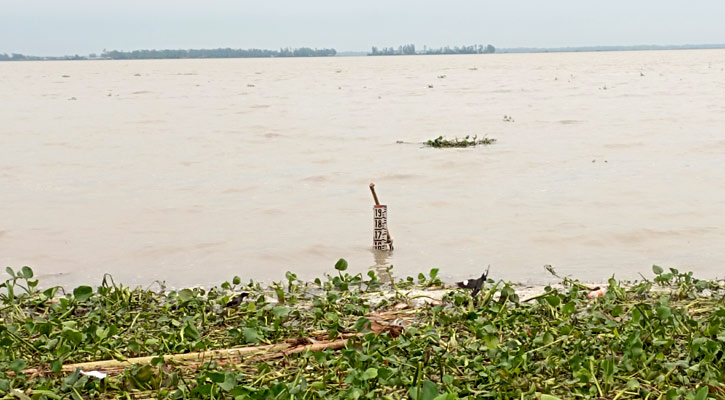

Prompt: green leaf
[325,312,339,323]
[545,295,560,307]
[178,289,194,303]
[420,380,440,400]
[134,365,154,383]
[20,266,34,279]
[219,372,236,391]
[562,301,576,315]
[541,395,563,400]
[62,329,83,346]
[51,359,63,373]
[272,306,291,318]
[72,286,93,301]
[656,305,671,320]
[334,258,348,271]
[9,358,26,374]
[652,265,663,275]
[183,323,201,340]
[95,326,109,340]
[694,386,709,400]
[361,368,378,380]
[243,328,260,344]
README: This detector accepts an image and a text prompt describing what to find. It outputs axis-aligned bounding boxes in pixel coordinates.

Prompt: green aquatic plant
[426,135,496,148]
[1,263,723,399]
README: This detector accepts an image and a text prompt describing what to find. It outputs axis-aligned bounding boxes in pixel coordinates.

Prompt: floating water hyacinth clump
[426,135,496,148]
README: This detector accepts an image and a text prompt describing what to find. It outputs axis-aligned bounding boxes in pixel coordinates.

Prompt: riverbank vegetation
[1,263,723,399]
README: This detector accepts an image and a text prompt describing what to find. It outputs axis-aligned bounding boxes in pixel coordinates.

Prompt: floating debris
[426,135,496,148]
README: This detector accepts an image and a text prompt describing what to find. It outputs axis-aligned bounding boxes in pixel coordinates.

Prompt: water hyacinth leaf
[42,286,58,299]
[354,317,371,332]
[178,288,194,303]
[543,331,554,345]
[361,367,378,380]
[418,380,441,400]
[219,372,236,391]
[72,285,93,301]
[325,312,339,323]
[652,265,664,275]
[334,258,348,271]
[694,386,708,400]
[95,326,109,340]
[62,328,83,346]
[541,395,563,400]
[183,323,201,340]
[134,365,154,383]
[243,327,260,344]
[9,358,26,373]
[656,305,672,320]
[272,306,291,318]
[193,384,213,396]
[21,266,33,279]
[545,295,560,307]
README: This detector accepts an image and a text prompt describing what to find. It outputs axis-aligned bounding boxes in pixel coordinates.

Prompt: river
[1,50,724,288]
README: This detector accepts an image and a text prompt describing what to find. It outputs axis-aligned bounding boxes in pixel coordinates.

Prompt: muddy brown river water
[1,50,724,288]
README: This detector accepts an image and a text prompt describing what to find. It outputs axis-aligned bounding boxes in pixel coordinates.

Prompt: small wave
[301,175,328,183]
[381,173,423,180]
[603,142,644,149]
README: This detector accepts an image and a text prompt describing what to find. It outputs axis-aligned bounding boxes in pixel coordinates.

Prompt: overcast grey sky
[2,0,724,56]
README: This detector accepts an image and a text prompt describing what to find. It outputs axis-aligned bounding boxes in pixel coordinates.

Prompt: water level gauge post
[373,204,389,250]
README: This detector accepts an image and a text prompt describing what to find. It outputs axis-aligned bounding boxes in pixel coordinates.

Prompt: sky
[1,0,724,56]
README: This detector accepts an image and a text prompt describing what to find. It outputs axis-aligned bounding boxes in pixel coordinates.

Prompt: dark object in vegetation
[456,265,490,297]
[426,135,496,148]
[224,292,249,308]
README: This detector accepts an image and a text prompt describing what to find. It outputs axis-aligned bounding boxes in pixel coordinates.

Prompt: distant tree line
[0,48,336,61]
[369,44,495,56]
[0,53,85,61]
[100,47,336,60]
[496,43,725,53]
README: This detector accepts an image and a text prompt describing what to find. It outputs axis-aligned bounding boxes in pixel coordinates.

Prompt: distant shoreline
[2,43,724,61]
